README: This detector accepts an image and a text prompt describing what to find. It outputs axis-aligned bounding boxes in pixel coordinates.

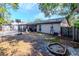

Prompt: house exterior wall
[2,25,18,31]
[60,19,69,27]
[13,25,18,31]
[12,25,27,32]
[2,25,11,31]
[37,23,61,34]
[53,24,61,34]
[41,24,52,33]
[2,24,27,32]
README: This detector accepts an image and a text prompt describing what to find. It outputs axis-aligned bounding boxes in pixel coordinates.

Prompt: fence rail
[61,27,79,42]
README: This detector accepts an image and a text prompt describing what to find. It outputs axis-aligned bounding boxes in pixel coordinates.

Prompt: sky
[8,3,63,23]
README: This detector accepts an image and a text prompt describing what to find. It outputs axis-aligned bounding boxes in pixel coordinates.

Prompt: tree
[0,3,19,26]
[34,18,42,23]
[39,3,79,26]
[15,19,21,23]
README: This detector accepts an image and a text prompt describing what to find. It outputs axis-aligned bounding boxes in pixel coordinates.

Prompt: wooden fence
[73,27,79,42]
[61,27,73,37]
[61,27,79,42]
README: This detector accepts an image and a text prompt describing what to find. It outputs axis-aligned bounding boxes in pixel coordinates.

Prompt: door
[50,26,54,34]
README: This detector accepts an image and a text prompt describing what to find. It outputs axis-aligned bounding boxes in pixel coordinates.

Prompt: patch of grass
[37,32,44,35]
[44,36,60,43]
[51,37,60,43]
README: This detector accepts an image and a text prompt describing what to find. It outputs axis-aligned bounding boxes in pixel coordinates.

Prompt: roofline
[36,21,61,25]
[27,17,65,25]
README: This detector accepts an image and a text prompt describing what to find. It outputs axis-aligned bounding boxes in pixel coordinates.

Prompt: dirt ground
[0,32,52,56]
[0,32,79,56]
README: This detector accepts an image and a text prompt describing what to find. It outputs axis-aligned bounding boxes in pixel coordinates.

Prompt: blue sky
[8,3,63,23]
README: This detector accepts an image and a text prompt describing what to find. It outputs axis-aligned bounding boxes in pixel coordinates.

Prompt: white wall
[53,24,61,34]
[60,19,69,27]
[13,25,18,31]
[41,24,52,33]
[37,23,61,34]
[2,25,11,31]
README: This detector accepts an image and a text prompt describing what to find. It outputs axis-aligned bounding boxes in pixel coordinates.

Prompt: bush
[74,20,79,29]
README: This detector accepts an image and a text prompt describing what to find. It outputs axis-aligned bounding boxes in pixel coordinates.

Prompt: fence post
[61,27,63,40]
[77,29,79,41]
[61,27,62,36]
[68,27,69,37]
[73,27,74,41]
[77,28,78,41]
[75,27,77,41]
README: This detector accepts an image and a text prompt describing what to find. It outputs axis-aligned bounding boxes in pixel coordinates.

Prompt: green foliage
[51,37,60,43]
[0,16,6,26]
[9,3,19,10]
[0,3,19,25]
[0,7,6,13]
[39,3,79,26]
[39,3,59,17]
[74,20,79,29]
[39,3,79,16]
[34,18,42,23]
[45,36,60,43]
[0,17,9,26]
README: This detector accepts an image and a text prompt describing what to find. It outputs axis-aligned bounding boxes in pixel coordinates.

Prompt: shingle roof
[28,18,65,25]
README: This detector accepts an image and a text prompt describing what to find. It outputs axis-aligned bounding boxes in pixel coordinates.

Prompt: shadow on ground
[0,33,51,56]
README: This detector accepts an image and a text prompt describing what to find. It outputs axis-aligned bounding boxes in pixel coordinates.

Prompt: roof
[36,20,61,24]
[3,18,65,26]
[28,18,65,25]
[11,22,27,25]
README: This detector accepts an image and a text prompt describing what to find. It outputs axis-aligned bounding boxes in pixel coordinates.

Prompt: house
[60,19,69,27]
[1,18,68,35]
[36,18,62,35]
[28,18,69,35]
[2,20,27,32]
[11,22,27,32]
[2,24,11,31]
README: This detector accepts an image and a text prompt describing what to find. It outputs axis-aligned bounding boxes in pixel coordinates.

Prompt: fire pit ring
[47,43,67,56]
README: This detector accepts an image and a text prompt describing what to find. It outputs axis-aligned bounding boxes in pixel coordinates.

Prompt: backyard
[0,32,79,56]
[0,32,52,56]
[0,3,79,56]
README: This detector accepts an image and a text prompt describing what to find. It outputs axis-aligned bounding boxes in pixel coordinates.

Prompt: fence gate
[61,27,73,38]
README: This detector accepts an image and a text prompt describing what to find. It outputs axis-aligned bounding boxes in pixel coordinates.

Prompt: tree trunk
[66,15,71,26]
[65,12,73,26]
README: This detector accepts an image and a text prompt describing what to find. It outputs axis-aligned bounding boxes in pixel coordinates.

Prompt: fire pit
[47,43,67,56]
